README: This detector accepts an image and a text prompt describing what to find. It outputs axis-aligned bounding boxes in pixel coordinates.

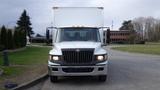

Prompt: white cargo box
[53,7,104,28]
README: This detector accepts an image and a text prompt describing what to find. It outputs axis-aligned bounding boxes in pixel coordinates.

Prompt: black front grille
[62,68,94,73]
[62,49,94,64]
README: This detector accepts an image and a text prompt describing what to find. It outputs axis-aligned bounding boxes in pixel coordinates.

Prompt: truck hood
[55,41,101,49]
[50,41,107,55]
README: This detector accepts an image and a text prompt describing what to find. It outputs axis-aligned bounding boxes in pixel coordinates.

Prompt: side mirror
[100,27,110,46]
[46,29,50,45]
[52,29,57,45]
[46,27,57,46]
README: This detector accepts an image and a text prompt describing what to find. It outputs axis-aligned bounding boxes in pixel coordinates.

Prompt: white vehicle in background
[48,7,109,82]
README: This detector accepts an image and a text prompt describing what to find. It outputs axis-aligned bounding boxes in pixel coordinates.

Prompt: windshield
[58,28,100,42]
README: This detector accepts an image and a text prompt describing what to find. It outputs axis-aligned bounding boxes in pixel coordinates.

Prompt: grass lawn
[112,43,160,55]
[31,43,46,46]
[0,46,51,90]
[0,46,51,65]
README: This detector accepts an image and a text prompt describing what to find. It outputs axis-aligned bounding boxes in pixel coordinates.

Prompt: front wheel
[98,75,107,82]
[50,76,58,82]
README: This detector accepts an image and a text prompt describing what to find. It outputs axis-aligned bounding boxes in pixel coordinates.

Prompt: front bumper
[48,61,108,76]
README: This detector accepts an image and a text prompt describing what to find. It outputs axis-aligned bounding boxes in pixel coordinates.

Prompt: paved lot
[26,47,160,90]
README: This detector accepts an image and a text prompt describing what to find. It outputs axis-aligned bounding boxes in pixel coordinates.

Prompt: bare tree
[132,17,146,40]
[132,17,160,42]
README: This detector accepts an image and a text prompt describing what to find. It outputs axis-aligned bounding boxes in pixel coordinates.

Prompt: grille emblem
[76,49,80,52]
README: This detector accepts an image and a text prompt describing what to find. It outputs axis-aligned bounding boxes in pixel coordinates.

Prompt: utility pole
[111,20,114,30]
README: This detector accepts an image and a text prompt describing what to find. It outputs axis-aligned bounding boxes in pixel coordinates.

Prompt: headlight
[96,54,108,61]
[97,55,104,61]
[49,55,60,61]
[52,56,59,61]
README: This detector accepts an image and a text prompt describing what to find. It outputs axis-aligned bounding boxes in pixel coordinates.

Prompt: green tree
[120,20,136,44]
[119,20,134,30]
[7,29,13,49]
[19,30,26,47]
[0,27,2,50]
[0,27,1,46]
[13,28,21,48]
[17,10,34,37]
[0,25,7,49]
[128,30,136,44]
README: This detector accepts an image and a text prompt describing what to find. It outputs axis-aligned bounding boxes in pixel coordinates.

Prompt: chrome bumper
[48,61,108,76]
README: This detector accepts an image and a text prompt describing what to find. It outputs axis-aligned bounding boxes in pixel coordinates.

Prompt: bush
[136,40,146,44]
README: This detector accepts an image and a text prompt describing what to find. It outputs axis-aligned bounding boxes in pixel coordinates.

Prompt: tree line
[0,10,34,51]
[119,17,160,43]
[132,17,160,42]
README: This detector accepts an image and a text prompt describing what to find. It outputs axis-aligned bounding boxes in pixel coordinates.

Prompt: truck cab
[48,7,109,82]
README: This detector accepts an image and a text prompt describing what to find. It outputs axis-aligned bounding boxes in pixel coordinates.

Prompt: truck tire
[50,76,58,82]
[98,75,107,82]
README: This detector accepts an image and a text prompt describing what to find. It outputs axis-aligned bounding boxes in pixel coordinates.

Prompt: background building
[104,30,131,44]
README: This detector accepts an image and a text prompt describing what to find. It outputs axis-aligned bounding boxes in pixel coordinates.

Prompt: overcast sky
[0,0,160,35]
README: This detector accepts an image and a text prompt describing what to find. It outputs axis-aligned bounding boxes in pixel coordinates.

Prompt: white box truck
[48,7,109,82]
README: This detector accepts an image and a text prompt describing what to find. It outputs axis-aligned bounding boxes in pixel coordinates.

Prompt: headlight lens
[96,54,108,61]
[49,55,60,61]
[97,55,104,61]
[52,56,59,61]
